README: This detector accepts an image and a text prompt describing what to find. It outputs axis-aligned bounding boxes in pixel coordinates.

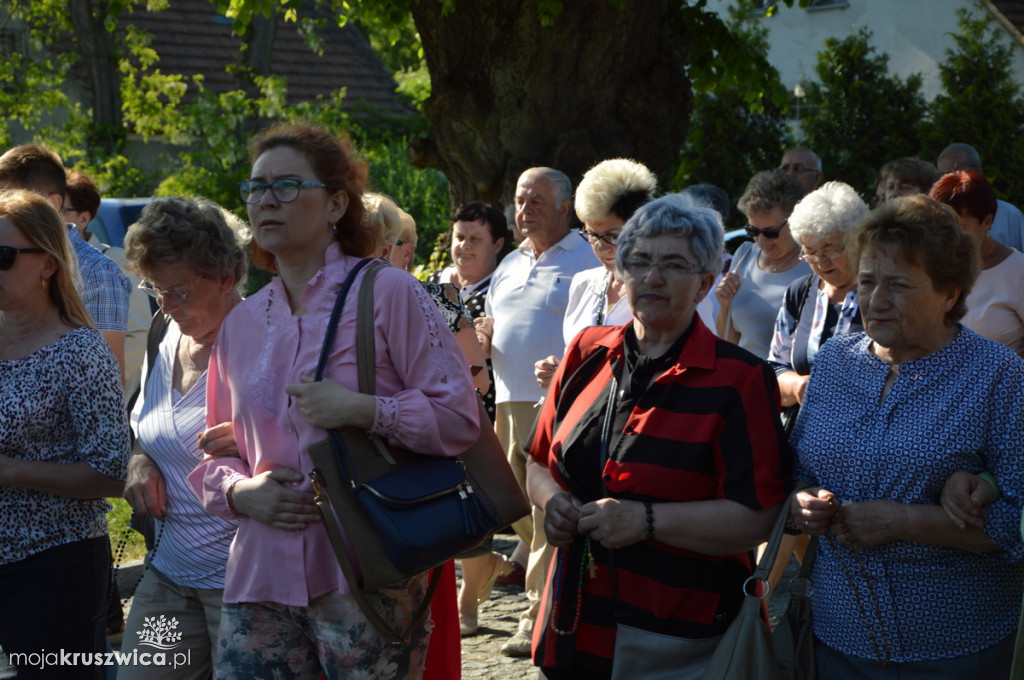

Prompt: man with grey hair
[780,147,824,193]
[477,166,597,656]
[937,143,1024,251]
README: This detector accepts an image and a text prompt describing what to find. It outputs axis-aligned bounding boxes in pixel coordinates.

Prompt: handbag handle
[314,257,378,382]
[312,256,440,646]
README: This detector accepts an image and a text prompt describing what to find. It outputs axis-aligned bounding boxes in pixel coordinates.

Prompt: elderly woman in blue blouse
[790,194,1024,677]
[767,181,868,408]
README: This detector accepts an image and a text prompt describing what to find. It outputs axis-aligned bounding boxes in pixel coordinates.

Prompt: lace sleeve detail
[411,280,468,383]
[371,396,400,437]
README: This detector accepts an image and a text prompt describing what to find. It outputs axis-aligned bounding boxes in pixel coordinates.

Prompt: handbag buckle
[310,468,326,502]
[742,575,770,600]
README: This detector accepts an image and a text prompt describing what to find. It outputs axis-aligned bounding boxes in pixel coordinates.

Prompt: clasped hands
[544,492,647,549]
[790,488,904,549]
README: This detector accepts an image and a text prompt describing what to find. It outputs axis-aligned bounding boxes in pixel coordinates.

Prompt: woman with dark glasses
[715,169,810,358]
[0,189,130,680]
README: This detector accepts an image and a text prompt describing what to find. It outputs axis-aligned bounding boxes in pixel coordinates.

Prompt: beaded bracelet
[644,501,655,542]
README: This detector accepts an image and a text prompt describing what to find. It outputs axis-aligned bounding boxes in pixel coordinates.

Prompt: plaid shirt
[67,225,130,333]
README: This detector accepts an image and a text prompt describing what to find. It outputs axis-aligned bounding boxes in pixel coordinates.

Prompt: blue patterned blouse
[792,329,1024,663]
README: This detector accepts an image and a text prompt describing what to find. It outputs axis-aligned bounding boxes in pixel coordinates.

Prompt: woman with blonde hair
[0,189,130,680]
[534,158,658,390]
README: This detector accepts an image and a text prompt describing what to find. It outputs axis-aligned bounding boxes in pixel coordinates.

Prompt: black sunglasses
[0,246,45,270]
[744,220,787,239]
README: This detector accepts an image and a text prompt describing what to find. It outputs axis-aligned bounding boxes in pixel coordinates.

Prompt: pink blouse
[188,245,480,605]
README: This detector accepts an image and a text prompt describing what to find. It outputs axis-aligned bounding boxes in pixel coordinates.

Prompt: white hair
[575,158,657,224]
[788,181,869,244]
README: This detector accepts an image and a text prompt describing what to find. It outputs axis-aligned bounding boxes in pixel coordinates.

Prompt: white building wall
[707,0,1024,101]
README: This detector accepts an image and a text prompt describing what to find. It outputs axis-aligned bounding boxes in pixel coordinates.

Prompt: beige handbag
[701,488,815,680]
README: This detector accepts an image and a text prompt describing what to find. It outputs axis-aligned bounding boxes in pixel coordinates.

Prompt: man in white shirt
[478,167,597,656]
[938,143,1024,251]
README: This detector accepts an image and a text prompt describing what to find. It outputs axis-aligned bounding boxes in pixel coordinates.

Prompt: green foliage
[107,497,148,563]
[0,0,76,149]
[924,9,1024,205]
[674,0,789,224]
[799,27,928,198]
[362,133,450,265]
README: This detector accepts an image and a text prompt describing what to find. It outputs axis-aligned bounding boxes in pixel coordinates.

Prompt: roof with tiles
[121,0,411,118]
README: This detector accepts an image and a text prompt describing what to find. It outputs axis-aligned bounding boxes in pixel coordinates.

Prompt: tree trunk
[68,0,124,154]
[408,0,694,211]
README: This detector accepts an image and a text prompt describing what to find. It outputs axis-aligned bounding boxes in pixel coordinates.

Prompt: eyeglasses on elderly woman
[621,257,705,279]
[238,178,327,204]
[0,245,45,270]
[799,245,846,264]
[579,228,621,247]
[137,275,201,304]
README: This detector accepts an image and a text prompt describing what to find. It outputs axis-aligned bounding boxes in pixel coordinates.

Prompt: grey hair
[574,158,657,224]
[737,169,806,218]
[789,181,869,244]
[616,192,724,275]
[521,167,573,206]
[124,196,248,288]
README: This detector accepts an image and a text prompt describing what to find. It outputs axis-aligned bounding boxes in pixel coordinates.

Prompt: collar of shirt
[594,315,718,384]
[517,229,588,260]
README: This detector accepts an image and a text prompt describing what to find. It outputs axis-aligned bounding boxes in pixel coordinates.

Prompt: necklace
[762,247,800,273]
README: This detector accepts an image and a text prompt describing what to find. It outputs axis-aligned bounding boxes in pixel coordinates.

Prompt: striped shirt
[134,321,235,588]
[529,319,791,673]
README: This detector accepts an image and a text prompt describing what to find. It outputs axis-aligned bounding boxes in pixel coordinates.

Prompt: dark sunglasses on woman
[0,246,45,270]
[744,220,787,240]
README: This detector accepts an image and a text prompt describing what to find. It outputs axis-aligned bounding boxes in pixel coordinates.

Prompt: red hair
[929,171,997,223]
[247,123,376,271]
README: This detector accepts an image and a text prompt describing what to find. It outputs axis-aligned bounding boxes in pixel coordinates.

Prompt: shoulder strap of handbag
[315,258,441,645]
[794,273,815,320]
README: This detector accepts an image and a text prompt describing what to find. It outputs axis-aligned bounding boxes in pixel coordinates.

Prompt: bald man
[938,143,1024,251]
[780,147,824,193]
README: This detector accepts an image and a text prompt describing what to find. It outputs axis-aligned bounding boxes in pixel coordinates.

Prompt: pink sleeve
[366,270,480,456]
[187,326,251,519]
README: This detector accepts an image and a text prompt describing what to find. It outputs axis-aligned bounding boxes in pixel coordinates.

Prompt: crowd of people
[0,127,1022,680]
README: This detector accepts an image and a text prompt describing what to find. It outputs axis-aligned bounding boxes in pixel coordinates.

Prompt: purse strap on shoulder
[355,261,388,395]
[314,257,377,382]
[313,258,441,644]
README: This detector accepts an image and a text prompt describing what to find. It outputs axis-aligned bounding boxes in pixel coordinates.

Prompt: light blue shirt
[990,199,1024,252]
[68,225,131,333]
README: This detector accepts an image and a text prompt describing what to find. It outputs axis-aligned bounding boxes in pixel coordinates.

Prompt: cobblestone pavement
[112,534,798,679]
[458,534,537,679]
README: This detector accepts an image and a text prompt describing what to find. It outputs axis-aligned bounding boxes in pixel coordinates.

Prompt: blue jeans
[815,633,1014,679]
[0,536,110,680]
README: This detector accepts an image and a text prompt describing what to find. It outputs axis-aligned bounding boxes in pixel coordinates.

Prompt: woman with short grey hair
[526,192,790,678]
[615,192,725,276]
[119,196,247,680]
[716,170,811,358]
[768,181,868,407]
